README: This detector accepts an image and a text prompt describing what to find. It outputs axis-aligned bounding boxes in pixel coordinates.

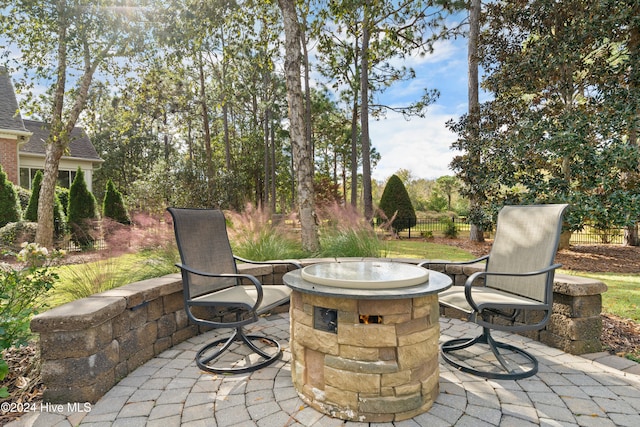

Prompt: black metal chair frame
[422,204,568,380]
[168,207,301,375]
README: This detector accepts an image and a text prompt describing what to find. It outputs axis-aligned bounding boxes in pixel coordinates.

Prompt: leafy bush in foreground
[0,243,63,397]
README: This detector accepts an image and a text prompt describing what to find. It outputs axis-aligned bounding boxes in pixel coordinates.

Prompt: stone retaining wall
[31,258,607,404]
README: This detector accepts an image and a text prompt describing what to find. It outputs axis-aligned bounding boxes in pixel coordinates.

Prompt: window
[19,168,31,189]
[57,170,76,188]
[19,168,77,189]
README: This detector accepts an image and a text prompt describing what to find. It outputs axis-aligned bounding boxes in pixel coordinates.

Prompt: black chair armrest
[463,263,562,312]
[175,263,264,312]
[418,255,488,269]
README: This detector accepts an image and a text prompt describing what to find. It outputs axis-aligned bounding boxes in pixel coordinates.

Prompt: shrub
[0,243,63,397]
[56,187,69,216]
[317,203,383,258]
[441,217,458,238]
[377,174,416,233]
[24,170,42,221]
[102,179,130,224]
[16,186,30,212]
[0,221,38,252]
[68,168,98,247]
[0,165,21,228]
[226,204,306,260]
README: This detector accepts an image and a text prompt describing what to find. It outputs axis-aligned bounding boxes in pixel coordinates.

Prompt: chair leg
[195,326,282,375]
[441,327,538,380]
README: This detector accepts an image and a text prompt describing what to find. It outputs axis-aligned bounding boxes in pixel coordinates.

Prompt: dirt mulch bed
[430,237,640,274]
[1,345,42,424]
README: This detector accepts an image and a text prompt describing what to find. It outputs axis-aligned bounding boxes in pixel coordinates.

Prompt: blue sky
[369,37,469,182]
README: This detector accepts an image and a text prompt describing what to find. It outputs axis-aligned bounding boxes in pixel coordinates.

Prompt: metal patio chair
[421,204,568,380]
[167,207,301,374]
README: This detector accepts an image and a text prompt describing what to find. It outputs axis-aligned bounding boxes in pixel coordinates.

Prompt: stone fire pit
[283,261,452,422]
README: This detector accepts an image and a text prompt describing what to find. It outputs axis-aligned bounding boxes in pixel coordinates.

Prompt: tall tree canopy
[450,0,640,241]
[2,0,464,251]
[311,0,465,219]
[1,0,149,248]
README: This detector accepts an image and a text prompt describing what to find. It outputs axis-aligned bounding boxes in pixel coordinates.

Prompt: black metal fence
[387,218,629,245]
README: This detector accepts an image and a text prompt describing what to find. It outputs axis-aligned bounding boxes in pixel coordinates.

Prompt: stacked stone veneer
[289,290,440,422]
[30,263,292,404]
[31,257,607,404]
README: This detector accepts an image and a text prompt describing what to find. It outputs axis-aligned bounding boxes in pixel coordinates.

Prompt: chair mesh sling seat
[168,207,301,374]
[424,204,568,380]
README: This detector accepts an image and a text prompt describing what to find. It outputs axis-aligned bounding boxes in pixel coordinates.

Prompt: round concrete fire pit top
[284,261,452,300]
[301,261,429,289]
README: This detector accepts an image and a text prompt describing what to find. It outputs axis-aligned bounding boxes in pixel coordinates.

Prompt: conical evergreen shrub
[102,179,130,225]
[0,165,21,227]
[68,167,98,247]
[25,171,68,237]
[377,174,416,233]
[24,170,42,221]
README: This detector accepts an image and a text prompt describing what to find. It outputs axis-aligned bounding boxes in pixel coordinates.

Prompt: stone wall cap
[236,263,273,276]
[60,274,182,311]
[553,273,608,296]
[112,274,182,298]
[31,296,126,332]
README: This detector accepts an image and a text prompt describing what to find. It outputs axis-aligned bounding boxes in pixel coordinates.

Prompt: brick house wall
[0,136,19,183]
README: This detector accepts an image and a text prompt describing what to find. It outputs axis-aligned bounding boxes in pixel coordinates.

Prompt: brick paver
[5,314,640,426]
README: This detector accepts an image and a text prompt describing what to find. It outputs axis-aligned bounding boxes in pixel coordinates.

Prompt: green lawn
[560,271,640,323]
[49,250,179,307]
[382,240,476,262]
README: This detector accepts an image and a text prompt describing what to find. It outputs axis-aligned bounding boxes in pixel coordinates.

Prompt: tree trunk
[350,30,360,209]
[221,28,232,170]
[35,0,114,248]
[467,0,484,242]
[350,96,359,208]
[36,3,67,249]
[624,16,639,246]
[301,29,313,157]
[197,54,215,200]
[360,2,373,222]
[264,105,271,208]
[270,120,277,212]
[278,0,320,253]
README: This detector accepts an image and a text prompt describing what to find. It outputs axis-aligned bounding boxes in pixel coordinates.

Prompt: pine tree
[102,179,130,225]
[68,167,98,247]
[0,165,21,227]
[377,174,416,233]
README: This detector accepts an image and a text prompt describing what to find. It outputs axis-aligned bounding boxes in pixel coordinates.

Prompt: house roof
[21,119,102,162]
[0,66,29,134]
[1,66,102,163]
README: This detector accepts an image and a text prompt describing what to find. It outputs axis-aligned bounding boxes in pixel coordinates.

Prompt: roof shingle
[21,119,101,161]
[0,66,28,133]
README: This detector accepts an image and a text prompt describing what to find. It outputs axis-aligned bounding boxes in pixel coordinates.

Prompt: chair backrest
[168,208,239,298]
[486,204,568,302]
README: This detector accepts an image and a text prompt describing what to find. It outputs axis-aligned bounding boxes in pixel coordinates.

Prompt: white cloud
[369,105,462,182]
[367,32,470,182]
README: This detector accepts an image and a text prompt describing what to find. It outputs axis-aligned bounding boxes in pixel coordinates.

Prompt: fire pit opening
[359,314,382,324]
